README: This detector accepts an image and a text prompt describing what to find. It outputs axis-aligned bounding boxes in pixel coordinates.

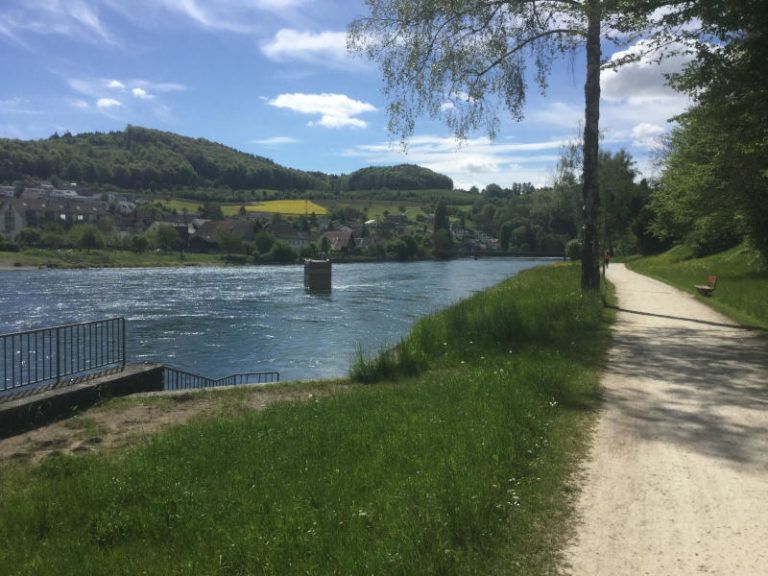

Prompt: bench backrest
[707,275,717,286]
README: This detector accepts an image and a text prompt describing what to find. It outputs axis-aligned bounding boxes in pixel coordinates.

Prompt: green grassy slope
[627,243,768,329]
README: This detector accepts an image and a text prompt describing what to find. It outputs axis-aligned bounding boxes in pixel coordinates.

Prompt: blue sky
[0,0,691,190]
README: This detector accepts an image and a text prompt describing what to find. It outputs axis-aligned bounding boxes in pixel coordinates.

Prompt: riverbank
[0,248,233,270]
[0,263,611,575]
[0,247,565,271]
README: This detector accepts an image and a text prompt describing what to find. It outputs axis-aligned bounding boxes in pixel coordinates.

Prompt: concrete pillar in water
[304,259,331,291]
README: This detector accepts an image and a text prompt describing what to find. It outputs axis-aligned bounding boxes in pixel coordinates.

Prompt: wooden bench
[694,275,717,297]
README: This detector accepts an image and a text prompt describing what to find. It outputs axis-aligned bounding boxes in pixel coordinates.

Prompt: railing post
[56,326,61,384]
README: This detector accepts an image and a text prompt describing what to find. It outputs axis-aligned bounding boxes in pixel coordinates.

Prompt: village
[0,182,502,262]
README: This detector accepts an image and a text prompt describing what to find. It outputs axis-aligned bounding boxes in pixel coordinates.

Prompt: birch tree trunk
[581,0,602,291]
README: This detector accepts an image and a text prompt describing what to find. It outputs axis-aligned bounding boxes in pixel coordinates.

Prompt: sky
[0,0,693,191]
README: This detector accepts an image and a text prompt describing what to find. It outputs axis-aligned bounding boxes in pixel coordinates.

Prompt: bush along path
[564,264,768,575]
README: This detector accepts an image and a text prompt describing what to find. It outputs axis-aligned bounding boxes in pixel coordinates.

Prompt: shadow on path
[605,315,768,471]
[608,305,766,332]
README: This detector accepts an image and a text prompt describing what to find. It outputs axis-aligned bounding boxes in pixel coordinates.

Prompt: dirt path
[564,264,768,575]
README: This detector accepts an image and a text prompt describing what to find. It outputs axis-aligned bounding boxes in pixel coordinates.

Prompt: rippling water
[0,258,552,381]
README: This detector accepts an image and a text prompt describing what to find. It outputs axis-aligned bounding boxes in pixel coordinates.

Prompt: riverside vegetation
[0,263,611,575]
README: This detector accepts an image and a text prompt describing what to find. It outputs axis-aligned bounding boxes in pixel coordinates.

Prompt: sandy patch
[0,381,347,465]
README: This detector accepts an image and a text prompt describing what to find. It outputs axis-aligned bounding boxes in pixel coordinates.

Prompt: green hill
[344,164,453,191]
[0,127,455,199]
[0,126,333,195]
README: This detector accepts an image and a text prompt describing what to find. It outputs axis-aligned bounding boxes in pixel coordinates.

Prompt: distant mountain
[0,126,333,194]
[0,126,453,196]
[345,164,453,191]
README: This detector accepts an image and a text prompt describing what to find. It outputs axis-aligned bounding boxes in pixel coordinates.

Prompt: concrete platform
[0,364,164,438]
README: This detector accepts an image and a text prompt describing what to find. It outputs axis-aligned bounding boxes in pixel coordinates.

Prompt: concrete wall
[0,364,164,439]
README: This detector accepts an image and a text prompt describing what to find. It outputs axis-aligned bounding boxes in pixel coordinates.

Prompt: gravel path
[565,264,768,575]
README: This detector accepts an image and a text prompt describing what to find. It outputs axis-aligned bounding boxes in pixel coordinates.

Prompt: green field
[0,248,233,269]
[0,263,611,575]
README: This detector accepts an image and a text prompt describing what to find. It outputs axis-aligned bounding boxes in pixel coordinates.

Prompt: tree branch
[468,27,581,79]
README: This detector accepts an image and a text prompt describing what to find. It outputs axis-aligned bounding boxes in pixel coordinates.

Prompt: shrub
[686,212,744,257]
[565,238,582,261]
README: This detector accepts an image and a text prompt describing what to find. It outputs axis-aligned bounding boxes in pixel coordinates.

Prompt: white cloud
[0,97,42,115]
[630,122,666,149]
[165,0,306,28]
[135,80,186,93]
[591,39,694,156]
[0,0,116,44]
[96,98,121,109]
[268,93,377,129]
[72,99,90,109]
[2,0,308,45]
[529,101,583,129]
[250,136,300,145]
[601,39,693,104]
[66,76,185,100]
[69,0,113,43]
[261,29,350,67]
[132,87,154,99]
[0,17,28,47]
[103,0,306,34]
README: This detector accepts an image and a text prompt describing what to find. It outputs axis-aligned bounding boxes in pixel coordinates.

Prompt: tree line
[647,0,767,261]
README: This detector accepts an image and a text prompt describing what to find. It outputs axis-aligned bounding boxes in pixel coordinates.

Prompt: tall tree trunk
[581,0,602,291]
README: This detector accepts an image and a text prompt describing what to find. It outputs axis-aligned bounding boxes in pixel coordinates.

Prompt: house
[0,199,24,240]
[323,229,354,252]
[269,222,314,250]
[384,214,409,228]
[187,220,258,253]
[0,197,110,240]
[145,221,190,249]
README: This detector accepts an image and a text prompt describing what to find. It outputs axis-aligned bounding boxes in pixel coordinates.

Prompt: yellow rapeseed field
[241,199,328,215]
[155,198,328,217]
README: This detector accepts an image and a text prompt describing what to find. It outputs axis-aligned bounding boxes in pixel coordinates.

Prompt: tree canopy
[349,0,661,289]
[648,0,768,259]
[344,164,453,191]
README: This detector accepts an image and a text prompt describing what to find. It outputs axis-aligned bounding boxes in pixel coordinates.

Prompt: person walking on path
[564,264,768,575]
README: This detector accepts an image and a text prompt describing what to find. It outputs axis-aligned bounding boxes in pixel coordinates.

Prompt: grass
[0,263,611,575]
[628,243,768,329]
[158,198,202,214]
[0,248,235,269]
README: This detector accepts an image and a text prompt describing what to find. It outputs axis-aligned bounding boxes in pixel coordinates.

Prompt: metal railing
[1,317,126,398]
[163,366,280,391]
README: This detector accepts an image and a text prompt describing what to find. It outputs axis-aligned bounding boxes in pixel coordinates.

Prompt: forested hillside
[345,164,452,191]
[0,126,333,194]
[0,126,454,198]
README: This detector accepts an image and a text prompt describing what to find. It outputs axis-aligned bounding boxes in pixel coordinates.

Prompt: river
[0,258,552,381]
